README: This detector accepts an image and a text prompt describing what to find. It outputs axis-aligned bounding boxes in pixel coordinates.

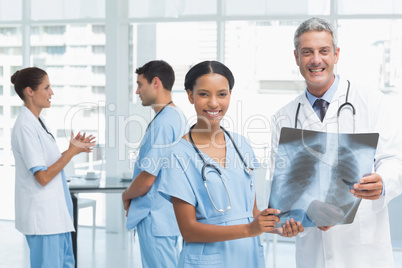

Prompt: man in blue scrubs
[122,60,187,268]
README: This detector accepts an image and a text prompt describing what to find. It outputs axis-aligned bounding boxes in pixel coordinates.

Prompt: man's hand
[350,173,383,200]
[122,189,131,217]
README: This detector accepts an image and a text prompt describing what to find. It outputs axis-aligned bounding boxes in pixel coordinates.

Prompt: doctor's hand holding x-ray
[351,173,383,199]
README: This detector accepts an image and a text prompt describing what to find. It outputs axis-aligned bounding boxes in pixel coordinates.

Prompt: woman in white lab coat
[271,76,402,268]
[10,67,96,268]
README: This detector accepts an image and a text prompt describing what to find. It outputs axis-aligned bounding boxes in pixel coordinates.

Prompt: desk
[69,177,131,268]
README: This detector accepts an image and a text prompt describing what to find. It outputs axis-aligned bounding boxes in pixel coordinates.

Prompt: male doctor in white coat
[271,17,402,268]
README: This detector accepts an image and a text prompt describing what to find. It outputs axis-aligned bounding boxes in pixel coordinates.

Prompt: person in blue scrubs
[158,60,304,268]
[122,60,187,268]
[11,67,96,268]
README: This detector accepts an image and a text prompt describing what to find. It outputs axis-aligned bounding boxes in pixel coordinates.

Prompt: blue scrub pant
[137,215,179,268]
[25,232,75,268]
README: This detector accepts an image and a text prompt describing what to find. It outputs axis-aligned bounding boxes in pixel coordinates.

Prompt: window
[46,46,66,55]
[0,148,4,166]
[225,20,302,93]
[338,0,402,14]
[0,27,18,35]
[57,129,71,138]
[92,66,105,75]
[92,86,105,94]
[92,45,105,54]
[10,66,21,74]
[0,1,22,21]
[31,0,105,20]
[10,106,21,119]
[92,25,105,34]
[0,47,22,55]
[29,24,106,162]
[44,26,66,35]
[338,19,402,93]
[31,46,45,55]
[129,0,217,18]
[226,0,330,15]
[10,86,17,96]
[131,22,217,91]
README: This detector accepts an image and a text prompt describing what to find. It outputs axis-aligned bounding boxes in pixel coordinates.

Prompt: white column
[105,0,129,233]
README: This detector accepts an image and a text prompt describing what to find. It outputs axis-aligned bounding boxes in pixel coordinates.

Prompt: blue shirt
[126,106,187,236]
[158,132,264,268]
[306,74,339,119]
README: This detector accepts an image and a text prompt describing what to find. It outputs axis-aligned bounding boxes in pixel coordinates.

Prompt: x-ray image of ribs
[325,146,360,215]
[269,128,378,227]
[270,144,323,213]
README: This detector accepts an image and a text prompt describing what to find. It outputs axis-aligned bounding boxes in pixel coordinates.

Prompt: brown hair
[10,67,48,100]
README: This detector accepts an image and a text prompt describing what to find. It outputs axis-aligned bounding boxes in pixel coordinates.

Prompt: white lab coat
[270,76,402,268]
[11,106,74,235]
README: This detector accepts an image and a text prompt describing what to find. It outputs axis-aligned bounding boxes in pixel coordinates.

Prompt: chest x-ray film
[269,127,379,228]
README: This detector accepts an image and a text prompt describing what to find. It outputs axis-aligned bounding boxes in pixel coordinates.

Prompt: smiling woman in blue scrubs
[158,61,304,267]
[10,67,96,268]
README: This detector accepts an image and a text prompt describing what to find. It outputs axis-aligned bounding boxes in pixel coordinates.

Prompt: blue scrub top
[158,131,265,268]
[126,106,187,236]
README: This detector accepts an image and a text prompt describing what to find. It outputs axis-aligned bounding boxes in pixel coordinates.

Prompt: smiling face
[187,73,231,128]
[294,30,340,97]
[31,75,54,109]
[136,74,157,106]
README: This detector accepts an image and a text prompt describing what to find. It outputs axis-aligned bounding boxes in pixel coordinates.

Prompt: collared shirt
[306,74,339,118]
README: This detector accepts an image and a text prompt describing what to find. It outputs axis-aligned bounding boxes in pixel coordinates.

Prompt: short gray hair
[294,17,337,53]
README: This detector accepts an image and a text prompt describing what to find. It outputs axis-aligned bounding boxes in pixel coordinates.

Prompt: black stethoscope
[146,101,172,131]
[188,124,253,213]
[294,80,356,132]
[38,118,55,140]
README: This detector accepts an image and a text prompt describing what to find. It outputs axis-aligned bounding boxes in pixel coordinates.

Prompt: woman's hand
[248,208,281,237]
[69,132,96,155]
[276,218,304,237]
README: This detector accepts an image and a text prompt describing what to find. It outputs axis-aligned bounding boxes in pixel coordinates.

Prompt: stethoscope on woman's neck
[188,124,253,213]
[294,80,356,132]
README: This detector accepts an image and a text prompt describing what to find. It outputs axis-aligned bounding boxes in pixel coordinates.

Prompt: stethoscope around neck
[294,80,356,132]
[188,124,253,213]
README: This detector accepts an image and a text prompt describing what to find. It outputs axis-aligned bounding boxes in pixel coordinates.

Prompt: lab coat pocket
[183,253,222,267]
[358,200,390,245]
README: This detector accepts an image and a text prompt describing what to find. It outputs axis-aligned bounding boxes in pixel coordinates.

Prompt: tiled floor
[1,220,401,268]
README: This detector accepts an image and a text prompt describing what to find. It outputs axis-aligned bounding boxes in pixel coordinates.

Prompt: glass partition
[338,19,402,93]
[226,0,330,16]
[30,24,106,173]
[0,0,22,21]
[338,0,402,15]
[31,0,105,20]
[129,0,217,18]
